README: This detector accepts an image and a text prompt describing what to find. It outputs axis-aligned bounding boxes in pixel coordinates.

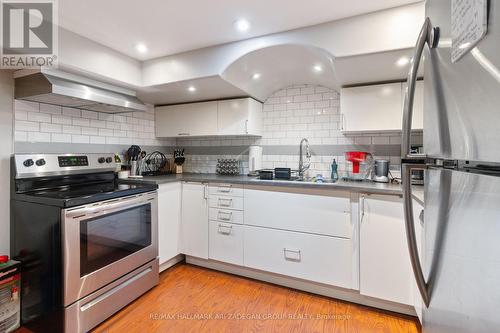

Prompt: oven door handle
[65,193,156,219]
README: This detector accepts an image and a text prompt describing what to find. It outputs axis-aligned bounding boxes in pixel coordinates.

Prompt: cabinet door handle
[217,224,233,235]
[245,120,249,134]
[360,195,366,223]
[217,211,232,221]
[341,113,345,130]
[283,248,301,262]
[218,198,232,207]
[178,133,190,136]
[203,184,208,200]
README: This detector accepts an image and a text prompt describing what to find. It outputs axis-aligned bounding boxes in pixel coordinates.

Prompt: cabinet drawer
[244,226,352,288]
[209,195,244,211]
[244,188,351,238]
[209,221,244,265]
[209,208,244,224]
[209,184,244,197]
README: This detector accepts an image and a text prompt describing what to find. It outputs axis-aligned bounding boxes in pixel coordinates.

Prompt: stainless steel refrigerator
[401,0,500,332]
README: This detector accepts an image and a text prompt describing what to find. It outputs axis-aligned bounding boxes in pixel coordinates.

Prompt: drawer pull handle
[218,211,232,221]
[218,224,233,235]
[217,185,232,193]
[283,248,301,262]
[218,198,233,207]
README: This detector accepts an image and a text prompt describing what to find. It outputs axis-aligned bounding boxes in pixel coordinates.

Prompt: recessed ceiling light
[234,19,250,32]
[396,56,410,67]
[187,86,196,92]
[252,73,261,80]
[136,43,148,54]
[313,65,323,73]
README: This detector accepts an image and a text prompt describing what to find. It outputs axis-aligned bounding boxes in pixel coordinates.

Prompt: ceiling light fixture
[234,19,250,32]
[313,65,323,73]
[396,56,410,67]
[136,43,148,54]
[252,73,261,80]
[187,86,196,92]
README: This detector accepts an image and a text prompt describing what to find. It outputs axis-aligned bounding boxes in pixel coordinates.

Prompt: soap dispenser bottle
[331,159,339,182]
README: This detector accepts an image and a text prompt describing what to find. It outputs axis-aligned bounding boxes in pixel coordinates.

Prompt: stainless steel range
[10,153,159,333]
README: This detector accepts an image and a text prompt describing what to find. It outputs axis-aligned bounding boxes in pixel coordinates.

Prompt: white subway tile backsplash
[40,123,62,133]
[28,132,50,142]
[81,110,99,119]
[14,102,167,147]
[39,104,62,114]
[81,127,99,136]
[72,135,90,144]
[62,125,81,135]
[98,128,114,137]
[15,110,27,121]
[28,112,51,123]
[15,131,27,142]
[52,115,72,125]
[72,118,90,127]
[62,107,81,117]
[16,120,39,132]
[90,119,107,128]
[15,100,38,112]
[51,133,72,143]
[90,136,106,144]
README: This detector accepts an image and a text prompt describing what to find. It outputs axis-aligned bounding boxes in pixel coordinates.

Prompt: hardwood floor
[92,263,420,333]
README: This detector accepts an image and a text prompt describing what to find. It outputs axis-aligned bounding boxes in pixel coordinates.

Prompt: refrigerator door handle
[402,163,430,307]
[401,17,440,160]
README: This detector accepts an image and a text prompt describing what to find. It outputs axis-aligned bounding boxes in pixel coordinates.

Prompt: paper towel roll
[248,146,263,172]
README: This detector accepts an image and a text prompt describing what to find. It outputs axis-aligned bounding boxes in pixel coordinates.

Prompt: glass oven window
[80,204,152,277]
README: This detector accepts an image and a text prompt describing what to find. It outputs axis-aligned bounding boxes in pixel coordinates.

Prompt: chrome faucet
[298,138,311,180]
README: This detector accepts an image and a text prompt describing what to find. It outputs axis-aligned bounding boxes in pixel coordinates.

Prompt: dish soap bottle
[331,159,339,182]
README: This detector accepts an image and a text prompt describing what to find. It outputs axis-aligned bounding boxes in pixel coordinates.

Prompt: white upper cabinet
[155,98,262,137]
[340,81,423,133]
[156,101,218,137]
[217,98,262,136]
[403,80,423,131]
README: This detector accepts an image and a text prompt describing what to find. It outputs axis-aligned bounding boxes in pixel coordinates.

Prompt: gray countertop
[122,173,406,196]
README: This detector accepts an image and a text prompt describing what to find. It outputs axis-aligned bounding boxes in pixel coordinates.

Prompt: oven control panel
[14,153,116,179]
[58,156,89,167]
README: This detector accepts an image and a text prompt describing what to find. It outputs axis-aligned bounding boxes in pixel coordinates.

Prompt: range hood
[15,72,147,113]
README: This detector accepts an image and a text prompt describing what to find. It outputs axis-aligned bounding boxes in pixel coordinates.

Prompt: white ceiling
[59,0,422,61]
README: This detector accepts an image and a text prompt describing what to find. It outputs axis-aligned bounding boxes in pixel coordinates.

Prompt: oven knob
[36,159,46,166]
[106,157,113,163]
[23,159,34,167]
[98,157,106,164]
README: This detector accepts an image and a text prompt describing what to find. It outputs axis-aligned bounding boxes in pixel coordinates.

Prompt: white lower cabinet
[244,226,353,288]
[180,182,209,259]
[244,187,351,238]
[208,221,244,265]
[157,182,182,266]
[360,194,413,305]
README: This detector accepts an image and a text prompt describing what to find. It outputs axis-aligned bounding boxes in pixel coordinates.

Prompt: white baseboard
[186,256,416,317]
[160,254,185,272]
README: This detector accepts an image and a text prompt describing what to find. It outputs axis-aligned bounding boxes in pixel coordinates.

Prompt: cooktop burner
[16,181,157,208]
[12,153,158,208]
